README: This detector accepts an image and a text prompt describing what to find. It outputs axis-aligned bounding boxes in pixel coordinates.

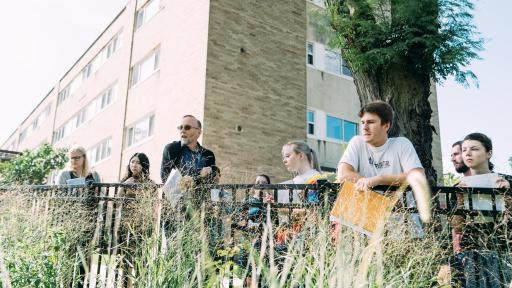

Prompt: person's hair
[452,140,463,148]
[67,146,90,177]
[183,115,202,129]
[121,153,151,182]
[463,132,494,171]
[256,174,271,184]
[283,141,320,172]
[358,100,394,126]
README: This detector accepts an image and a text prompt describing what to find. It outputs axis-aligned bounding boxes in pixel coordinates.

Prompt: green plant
[0,143,67,185]
[442,172,460,186]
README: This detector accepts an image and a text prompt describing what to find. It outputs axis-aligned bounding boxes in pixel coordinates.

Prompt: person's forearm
[371,173,407,186]
[337,162,363,183]
[372,168,424,186]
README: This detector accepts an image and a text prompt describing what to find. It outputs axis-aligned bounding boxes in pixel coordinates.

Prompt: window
[52,84,116,143]
[307,42,314,65]
[75,107,89,127]
[81,63,92,80]
[58,86,70,105]
[343,120,357,142]
[342,58,353,77]
[326,116,358,142]
[127,115,155,147]
[131,49,160,86]
[136,0,161,29]
[88,138,112,165]
[326,115,342,140]
[100,86,114,109]
[325,50,342,75]
[307,110,315,135]
[52,126,65,144]
[19,128,29,143]
[57,32,121,106]
[31,118,39,131]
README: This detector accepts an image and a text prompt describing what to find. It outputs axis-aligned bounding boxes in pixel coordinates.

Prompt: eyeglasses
[177,125,200,131]
[70,155,83,161]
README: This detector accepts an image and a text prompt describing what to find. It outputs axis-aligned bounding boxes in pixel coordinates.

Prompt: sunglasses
[70,155,83,161]
[177,125,200,131]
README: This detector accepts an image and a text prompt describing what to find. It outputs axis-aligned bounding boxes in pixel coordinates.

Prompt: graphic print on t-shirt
[368,157,391,170]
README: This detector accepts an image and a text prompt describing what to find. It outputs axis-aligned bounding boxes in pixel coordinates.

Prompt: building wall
[121,0,211,182]
[50,3,135,182]
[1,0,443,184]
[203,0,307,183]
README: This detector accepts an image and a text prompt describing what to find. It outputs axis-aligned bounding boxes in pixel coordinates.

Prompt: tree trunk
[352,60,438,185]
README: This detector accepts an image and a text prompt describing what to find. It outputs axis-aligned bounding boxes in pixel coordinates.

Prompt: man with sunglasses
[160,115,217,185]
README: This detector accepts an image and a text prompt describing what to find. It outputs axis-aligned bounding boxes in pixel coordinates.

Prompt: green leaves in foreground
[0,143,67,185]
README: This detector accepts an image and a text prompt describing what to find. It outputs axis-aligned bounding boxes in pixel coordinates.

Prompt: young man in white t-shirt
[332,101,424,238]
[337,100,424,189]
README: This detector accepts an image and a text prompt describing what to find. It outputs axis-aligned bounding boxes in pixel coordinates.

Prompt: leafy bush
[0,144,67,185]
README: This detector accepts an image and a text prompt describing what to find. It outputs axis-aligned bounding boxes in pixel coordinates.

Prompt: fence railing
[1,182,511,287]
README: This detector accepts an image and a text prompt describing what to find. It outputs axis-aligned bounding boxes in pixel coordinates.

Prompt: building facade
[1,0,442,183]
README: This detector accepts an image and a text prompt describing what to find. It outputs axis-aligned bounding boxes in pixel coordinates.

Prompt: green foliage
[0,143,67,185]
[325,0,483,86]
[509,156,512,170]
[442,172,460,186]
[3,228,77,287]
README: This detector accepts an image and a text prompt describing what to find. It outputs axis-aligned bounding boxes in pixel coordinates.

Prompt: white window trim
[88,137,112,167]
[130,48,161,88]
[52,83,117,144]
[325,112,358,144]
[125,114,155,149]
[57,31,122,106]
[125,134,154,151]
[307,109,316,136]
[325,113,344,144]
[130,67,160,89]
[135,0,163,31]
[306,42,315,67]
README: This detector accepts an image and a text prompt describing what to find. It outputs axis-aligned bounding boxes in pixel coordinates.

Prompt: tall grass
[0,185,508,287]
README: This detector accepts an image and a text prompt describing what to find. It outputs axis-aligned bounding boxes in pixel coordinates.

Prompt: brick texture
[203,0,307,183]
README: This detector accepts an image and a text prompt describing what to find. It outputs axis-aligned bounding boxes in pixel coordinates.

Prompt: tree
[0,144,68,185]
[325,0,483,184]
[509,156,511,171]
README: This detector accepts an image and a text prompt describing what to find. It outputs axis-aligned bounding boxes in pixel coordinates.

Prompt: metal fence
[1,182,511,287]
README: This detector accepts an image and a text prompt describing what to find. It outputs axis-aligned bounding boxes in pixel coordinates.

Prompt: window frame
[131,48,160,87]
[307,42,314,66]
[307,110,315,135]
[126,114,155,148]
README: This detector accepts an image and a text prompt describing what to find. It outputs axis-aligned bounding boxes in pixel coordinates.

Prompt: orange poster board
[331,181,393,236]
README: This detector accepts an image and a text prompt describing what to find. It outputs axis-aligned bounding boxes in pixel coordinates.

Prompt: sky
[0,0,510,175]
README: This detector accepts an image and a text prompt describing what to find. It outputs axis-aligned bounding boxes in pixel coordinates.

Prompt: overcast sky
[1,0,510,175]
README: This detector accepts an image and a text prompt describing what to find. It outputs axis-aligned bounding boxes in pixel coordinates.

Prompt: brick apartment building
[1,0,443,183]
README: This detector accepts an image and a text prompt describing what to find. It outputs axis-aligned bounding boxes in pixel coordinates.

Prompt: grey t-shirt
[339,136,423,177]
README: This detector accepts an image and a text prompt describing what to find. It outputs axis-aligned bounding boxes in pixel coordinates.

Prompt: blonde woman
[266,141,322,203]
[55,146,100,184]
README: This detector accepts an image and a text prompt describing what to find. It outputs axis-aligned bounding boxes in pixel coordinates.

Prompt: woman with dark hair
[448,133,511,287]
[121,153,153,184]
[461,133,509,188]
[116,153,155,287]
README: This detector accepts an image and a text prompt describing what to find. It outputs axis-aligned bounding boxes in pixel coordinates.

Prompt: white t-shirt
[277,169,320,203]
[340,136,423,177]
[337,136,424,237]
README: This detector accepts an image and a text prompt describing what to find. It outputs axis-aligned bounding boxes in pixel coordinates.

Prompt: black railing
[2,182,512,286]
